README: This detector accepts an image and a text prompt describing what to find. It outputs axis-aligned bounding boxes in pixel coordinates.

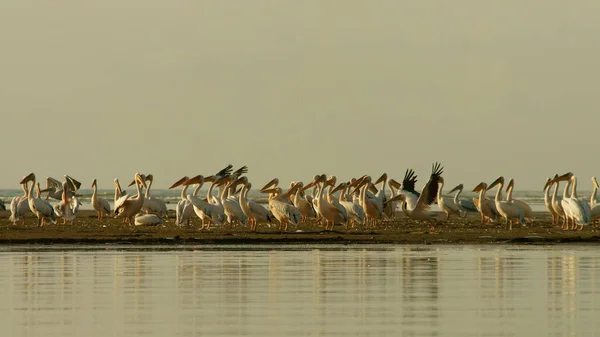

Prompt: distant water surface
[0,245,599,336]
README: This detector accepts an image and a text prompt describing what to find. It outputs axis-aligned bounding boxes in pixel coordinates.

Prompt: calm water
[1,245,599,337]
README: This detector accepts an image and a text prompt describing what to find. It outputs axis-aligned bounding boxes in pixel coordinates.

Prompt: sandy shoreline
[0,210,599,246]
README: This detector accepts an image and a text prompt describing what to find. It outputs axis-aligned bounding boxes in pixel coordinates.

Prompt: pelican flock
[3,165,599,232]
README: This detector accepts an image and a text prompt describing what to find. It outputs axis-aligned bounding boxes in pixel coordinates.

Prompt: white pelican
[555,172,591,231]
[385,163,444,231]
[53,181,77,225]
[307,174,347,230]
[549,174,565,226]
[591,177,600,224]
[134,213,163,226]
[292,181,317,223]
[236,176,274,231]
[9,178,30,225]
[447,184,478,217]
[169,176,194,227]
[487,176,525,230]
[471,182,499,224]
[330,182,365,228]
[325,176,349,224]
[91,179,111,220]
[260,179,301,231]
[559,176,574,230]
[42,175,81,201]
[351,176,383,227]
[217,173,247,225]
[183,175,222,230]
[114,173,147,224]
[375,173,394,219]
[505,178,533,219]
[436,178,462,221]
[20,173,56,227]
[140,174,168,218]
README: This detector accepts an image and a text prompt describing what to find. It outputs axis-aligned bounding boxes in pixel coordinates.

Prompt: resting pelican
[471,182,499,224]
[91,179,111,220]
[260,180,301,231]
[9,178,30,225]
[385,163,444,231]
[487,176,524,230]
[169,176,193,227]
[554,172,591,230]
[447,184,478,217]
[591,177,600,224]
[114,173,147,224]
[140,174,168,218]
[20,173,56,227]
[436,179,462,221]
[53,181,76,225]
[236,176,274,231]
[134,213,163,226]
[505,178,533,219]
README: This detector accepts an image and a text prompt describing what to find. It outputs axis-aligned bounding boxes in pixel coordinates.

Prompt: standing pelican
[260,180,301,232]
[590,177,600,224]
[292,181,317,223]
[183,175,223,230]
[20,173,56,227]
[169,176,193,227]
[236,177,274,231]
[487,176,524,230]
[555,172,591,230]
[330,182,365,228]
[141,174,168,218]
[549,174,565,226]
[53,181,76,225]
[91,179,111,220]
[9,178,30,225]
[448,184,478,217]
[384,163,444,231]
[471,182,499,224]
[114,173,147,224]
[543,177,560,225]
[436,178,462,221]
[505,178,533,219]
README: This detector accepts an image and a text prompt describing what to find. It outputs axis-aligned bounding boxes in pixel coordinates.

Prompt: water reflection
[1,246,600,336]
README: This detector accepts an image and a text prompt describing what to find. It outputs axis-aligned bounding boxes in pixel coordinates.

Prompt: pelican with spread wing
[385,163,444,231]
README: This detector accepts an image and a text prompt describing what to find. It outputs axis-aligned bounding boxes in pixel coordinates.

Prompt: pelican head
[543,178,552,191]
[448,183,463,194]
[169,176,189,189]
[472,182,488,193]
[183,175,205,186]
[20,172,35,184]
[330,182,347,195]
[260,178,279,192]
[388,179,401,190]
[92,179,97,188]
[488,176,505,190]
[505,178,515,192]
[375,173,387,185]
[145,174,154,183]
[553,172,574,184]
[593,177,599,190]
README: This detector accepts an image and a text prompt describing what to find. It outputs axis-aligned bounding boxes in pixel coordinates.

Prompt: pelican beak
[543,179,552,190]
[448,184,461,194]
[368,183,378,194]
[261,187,277,194]
[557,172,573,181]
[92,179,97,188]
[375,173,387,185]
[260,178,279,192]
[472,182,485,192]
[385,193,404,205]
[169,176,189,189]
[20,173,34,184]
[488,177,503,189]
[127,178,136,187]
[330,183,344,194]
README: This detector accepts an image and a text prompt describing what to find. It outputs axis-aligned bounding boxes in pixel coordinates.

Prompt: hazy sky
[2,1,599,190]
